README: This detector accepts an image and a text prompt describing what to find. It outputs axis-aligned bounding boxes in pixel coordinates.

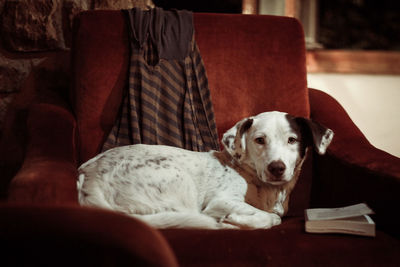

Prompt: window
[258,0,400,74]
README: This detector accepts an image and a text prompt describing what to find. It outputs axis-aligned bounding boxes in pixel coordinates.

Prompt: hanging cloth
[102,8,219,152]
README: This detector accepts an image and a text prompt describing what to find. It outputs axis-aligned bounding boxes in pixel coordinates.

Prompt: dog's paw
[225,212,281,229]
[254,212,281,229]
[217,222,240,229]
[270,213,282,226]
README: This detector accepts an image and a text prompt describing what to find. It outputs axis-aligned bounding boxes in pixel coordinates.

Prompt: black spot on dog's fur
[239,119,254,136]
[223,134,234,148]
[133,164,145,169]
[286,114,331,157]
[285,114,308,158]
[148,183,163,194]
[145,157,168,166]
[108,161,117,167]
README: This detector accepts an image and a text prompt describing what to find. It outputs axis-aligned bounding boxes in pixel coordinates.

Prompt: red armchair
[1,11,399,266]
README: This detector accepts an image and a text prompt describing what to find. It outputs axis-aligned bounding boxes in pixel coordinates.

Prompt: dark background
[318,0,400,50]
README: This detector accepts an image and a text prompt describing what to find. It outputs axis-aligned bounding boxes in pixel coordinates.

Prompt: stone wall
[0,0,154,133]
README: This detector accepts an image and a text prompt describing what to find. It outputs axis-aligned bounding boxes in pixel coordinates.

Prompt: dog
[77,111,333,229]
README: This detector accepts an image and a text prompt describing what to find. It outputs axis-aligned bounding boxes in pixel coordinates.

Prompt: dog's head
[222,111,334,185]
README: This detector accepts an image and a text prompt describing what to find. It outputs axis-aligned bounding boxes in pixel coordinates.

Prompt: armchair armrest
[308,88,400,237]
[0,204,178,266]
[8,103,79,204]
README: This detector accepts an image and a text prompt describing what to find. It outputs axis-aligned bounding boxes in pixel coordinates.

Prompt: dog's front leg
[203,198,281,229]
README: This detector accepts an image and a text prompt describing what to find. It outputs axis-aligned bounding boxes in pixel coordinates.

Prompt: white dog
[77,111,333,229]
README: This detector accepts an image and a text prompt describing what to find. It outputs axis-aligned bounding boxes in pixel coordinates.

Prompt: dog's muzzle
[265,160,287,185]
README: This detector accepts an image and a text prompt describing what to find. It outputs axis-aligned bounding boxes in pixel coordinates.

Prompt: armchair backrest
[71,11,309,163]
[194,13,309,135]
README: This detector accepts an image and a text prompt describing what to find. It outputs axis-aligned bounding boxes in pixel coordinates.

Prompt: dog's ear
[222,117,254,161]
[295,117,334,155]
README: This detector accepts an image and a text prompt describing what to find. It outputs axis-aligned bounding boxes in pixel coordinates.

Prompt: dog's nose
[268,160,286,178]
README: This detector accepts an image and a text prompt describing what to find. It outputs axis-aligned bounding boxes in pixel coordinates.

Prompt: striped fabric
[102,8,219,152]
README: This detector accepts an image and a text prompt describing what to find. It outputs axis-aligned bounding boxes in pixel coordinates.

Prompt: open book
[305,203,375,237]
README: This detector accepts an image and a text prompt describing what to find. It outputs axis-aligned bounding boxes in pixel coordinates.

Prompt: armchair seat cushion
[162,217,400,266]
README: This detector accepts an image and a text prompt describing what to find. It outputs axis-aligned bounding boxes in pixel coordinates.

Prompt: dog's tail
[131,212,237,230]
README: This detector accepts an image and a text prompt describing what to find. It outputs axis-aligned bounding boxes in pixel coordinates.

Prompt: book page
[306,203,374,221]
[338,215,369,223]
[305,215,375,237]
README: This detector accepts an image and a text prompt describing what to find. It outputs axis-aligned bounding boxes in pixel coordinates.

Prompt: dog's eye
[288,137,298,144]
[255,137,265,145]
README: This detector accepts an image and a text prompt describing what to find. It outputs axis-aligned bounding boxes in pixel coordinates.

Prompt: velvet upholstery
[193,13,310,137]
[71,11,129,164]
[7,103,78,204]
[0,205,178,267]
[162,217,400,266]
[1,11,399,266]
